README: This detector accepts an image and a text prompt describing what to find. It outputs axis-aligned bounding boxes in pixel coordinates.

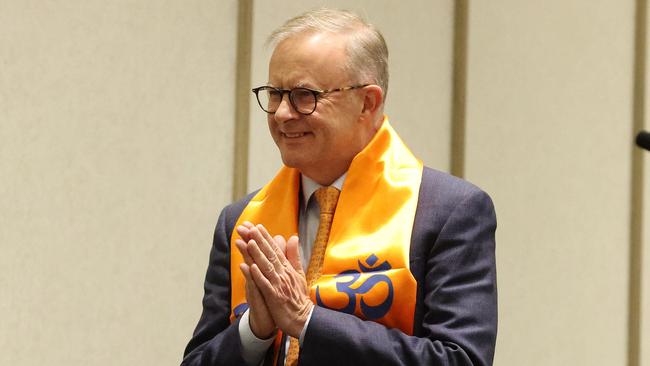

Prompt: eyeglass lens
[256,87,316,115]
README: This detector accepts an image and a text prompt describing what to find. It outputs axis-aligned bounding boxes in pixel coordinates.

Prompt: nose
[273,92,299,123]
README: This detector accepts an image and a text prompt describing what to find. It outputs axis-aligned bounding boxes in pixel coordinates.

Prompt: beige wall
[466,1,636,365]
[1,1,648,366]
[0,1,237,365]
[642,3,650,365]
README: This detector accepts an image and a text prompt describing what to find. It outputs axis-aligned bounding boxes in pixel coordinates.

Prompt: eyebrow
[266,81,317,89]
[294,81,312,88]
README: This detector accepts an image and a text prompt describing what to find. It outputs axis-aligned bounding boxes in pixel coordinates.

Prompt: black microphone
[637,131,650,151]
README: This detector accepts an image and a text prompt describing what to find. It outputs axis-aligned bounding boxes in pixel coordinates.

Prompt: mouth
[281,132,310,139]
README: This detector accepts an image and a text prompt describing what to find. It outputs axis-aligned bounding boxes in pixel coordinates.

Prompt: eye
[267,88,282,102]
[291,88,314,103]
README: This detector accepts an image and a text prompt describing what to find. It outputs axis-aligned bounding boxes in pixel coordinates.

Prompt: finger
[246,239,282,283]
[235,239,254,265]
[257,225,290,267]
[257,224,279,250]
[240,263,259,291]
[236,221,256,240]
[240,262,255,292]
[259,227,290,269]
[250,263,276,299]
[236,225,251,241]
[239,262,251,279]
[286,235,304,274]
[250,226,284,271]
[240,263,265,302]
[274,235,287,256]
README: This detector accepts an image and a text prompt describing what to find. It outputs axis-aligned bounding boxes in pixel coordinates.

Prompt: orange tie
[285,186,340,366]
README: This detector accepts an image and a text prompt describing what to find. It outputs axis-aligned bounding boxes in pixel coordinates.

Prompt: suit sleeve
[181,206,249,366]
[298,189,498,366]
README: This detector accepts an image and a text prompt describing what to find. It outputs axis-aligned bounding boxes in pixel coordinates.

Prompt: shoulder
[419,166,493,209]
[223,191,258,220]
[413,167,496,238]
[217,190,259,241]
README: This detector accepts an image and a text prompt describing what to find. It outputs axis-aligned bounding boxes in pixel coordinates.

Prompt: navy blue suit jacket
[182,167,498,365]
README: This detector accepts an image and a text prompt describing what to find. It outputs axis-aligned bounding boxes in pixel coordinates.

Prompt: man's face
[267,32,374,185]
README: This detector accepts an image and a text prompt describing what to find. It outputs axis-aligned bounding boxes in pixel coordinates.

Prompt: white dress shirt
[238,173,346,366]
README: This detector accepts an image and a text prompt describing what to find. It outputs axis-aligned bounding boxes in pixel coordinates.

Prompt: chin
[280,152,318,174]
[279,152,305,169]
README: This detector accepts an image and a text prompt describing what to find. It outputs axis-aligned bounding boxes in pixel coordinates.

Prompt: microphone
[637,131,650,151]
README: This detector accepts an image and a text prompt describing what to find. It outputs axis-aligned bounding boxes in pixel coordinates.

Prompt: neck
[301,168,346,186]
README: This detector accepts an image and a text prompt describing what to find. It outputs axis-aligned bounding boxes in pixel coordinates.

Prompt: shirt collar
[301,173,346,204]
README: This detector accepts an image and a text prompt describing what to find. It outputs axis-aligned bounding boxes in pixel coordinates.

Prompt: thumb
[286,235,303,274]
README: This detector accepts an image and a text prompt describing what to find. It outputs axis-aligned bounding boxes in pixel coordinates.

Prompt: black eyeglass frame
[251,84,369,115]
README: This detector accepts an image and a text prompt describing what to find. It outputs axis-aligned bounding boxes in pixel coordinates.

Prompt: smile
[281,132,309,138]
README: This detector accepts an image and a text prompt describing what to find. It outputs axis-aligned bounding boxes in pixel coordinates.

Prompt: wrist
[287,302,314,338]
[250,312,276,339]
[239,310,276,366]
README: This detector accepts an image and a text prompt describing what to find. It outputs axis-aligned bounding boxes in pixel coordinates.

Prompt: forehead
[268,32,349,88]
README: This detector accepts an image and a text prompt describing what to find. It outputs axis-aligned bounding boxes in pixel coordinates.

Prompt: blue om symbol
[315,254,394,320]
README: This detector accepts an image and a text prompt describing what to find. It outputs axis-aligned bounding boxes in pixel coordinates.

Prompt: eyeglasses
[251,84,369,115]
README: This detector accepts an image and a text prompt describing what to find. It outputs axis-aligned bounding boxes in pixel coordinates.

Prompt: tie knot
[314,186,340,214]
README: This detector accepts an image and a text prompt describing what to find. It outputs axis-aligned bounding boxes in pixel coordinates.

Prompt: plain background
[1,1,648,365]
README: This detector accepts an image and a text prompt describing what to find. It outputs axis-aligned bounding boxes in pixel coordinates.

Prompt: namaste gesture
[234,222,313,339]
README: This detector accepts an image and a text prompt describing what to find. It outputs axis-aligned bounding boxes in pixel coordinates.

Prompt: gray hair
[267,8,389,101]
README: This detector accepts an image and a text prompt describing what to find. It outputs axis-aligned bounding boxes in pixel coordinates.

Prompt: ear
[359,85,384,128]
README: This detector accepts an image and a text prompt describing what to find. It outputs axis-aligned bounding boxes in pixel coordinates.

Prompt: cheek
[267,119,278,136]
[322,127,353,153]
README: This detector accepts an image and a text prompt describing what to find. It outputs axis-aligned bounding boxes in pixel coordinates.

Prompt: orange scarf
[230,117,422,337]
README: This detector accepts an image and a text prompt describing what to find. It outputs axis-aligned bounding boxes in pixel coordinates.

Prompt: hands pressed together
[235,222,313,340]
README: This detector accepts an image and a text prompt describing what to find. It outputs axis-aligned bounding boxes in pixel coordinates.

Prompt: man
[182,8,497,366]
